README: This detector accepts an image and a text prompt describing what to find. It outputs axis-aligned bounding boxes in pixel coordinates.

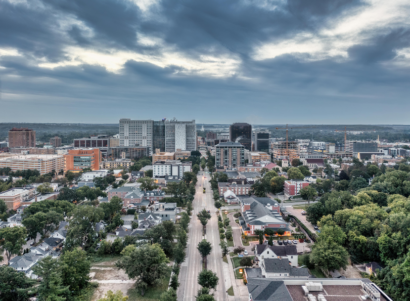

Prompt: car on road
[244,250,248,255]
[293,240,298,244]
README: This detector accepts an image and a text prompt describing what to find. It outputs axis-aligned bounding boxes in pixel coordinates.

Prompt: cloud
[0,0,409,123]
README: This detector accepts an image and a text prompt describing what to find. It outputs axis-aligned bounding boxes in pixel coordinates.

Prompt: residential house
[259,258,309,278]
[255,244,299,267]
[301,158,325,169]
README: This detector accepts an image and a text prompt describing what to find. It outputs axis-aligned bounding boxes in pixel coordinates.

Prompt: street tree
[170,274,179,290]
[0,227,26,264]
[287,167,305,180]
[116,244,170,296]
[197,295,216,301]
[198,269,219,290]
[198,240,212,269]
[0,265,36,301]
[174,243,186,264]
[159,289,177,301]
[197,209,211,233]
[220,241,228,257]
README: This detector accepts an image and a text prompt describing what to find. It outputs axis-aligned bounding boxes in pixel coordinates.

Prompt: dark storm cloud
[0,1,67,61]
[157,0,365,56]
[348,27,410,64]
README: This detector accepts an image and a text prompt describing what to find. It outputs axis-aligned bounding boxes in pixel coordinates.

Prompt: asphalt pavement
[178,172,228,301]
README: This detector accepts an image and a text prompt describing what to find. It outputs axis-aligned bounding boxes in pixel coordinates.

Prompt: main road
[178,171,227,301]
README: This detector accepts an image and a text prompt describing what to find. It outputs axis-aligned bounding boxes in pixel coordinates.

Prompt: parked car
[278,240,283,245]
[313,225,319,230]
[293,240,298,244]
[244,250,248,255]
[283,240,288,245]
[301,210,307,215]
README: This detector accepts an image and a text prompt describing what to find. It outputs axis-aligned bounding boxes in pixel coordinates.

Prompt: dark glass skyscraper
[153,120,166,152]
[229,123,252,150]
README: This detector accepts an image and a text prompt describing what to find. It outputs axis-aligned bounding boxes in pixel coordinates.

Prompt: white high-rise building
[119,119,154,153]
[165,119,196,152]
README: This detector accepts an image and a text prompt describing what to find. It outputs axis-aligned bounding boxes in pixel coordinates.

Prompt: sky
[1,0,410,124]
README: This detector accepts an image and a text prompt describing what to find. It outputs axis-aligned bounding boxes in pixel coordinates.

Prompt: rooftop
[0,187,34,197]
[216,142,244,147]
[0,154,64,161]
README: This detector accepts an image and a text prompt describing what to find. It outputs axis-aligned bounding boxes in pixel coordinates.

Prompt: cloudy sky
[1,0,410,124]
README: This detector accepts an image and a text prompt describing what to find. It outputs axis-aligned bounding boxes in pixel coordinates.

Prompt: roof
[247,278,293,301]
[263,258,309,276]
[256,244,298,256]
[245,268,263,278]
[216,142,244,147]
[365,262,382,271]
[218,182,251,188]
[241,172,261,178]
[305,159,324,164]
[9,253,41,269]
[108,186,135,193]
[224,190,236,198]
[224,171,239,178]
[43,237,63,247]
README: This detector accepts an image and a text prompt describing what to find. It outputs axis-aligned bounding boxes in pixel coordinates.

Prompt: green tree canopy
[287,167,305,180]
[198,269,219,289]
[0,226,26,264]
[0,265,36,301]
[137,177,158,191]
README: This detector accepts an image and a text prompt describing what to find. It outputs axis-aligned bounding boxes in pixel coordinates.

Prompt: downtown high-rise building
[229,123,252,150]
[252,129,271,152]
[119,118,196,154]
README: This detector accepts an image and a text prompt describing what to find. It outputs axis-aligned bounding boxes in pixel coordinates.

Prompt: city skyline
[1,0,410,123]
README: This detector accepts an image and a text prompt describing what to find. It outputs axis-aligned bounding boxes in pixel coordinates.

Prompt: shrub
[226,231,232,240]
[289,215,317,242]
[173,265,180,275]
[240,257,253,267]
[219,228,225,234]
[234,212,241,218]
[220,233,225,239]
[218,221,224,228]
[234,246,245,254]
[127,209,136,215]
[218,216,222,222]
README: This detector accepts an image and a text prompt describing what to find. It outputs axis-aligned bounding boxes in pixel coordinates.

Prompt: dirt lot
[340,264,362,279]
[90,258,136,301]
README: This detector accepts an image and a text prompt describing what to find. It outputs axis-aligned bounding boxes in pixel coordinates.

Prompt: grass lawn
[232,256,255,269]
[235,269,243,279]
[227,239,234,247]
[309,267,327,278]
[229,252,235,257]
[293,205,308,210]
[223,256,228,263]
[127,269,171,300]
[242,236,259,246]
[227,286,234,296]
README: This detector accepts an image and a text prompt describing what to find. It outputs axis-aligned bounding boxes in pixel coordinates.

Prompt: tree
[349,177,368,191]
[116,244,170,296]
[98,290,129,301]
[60,248,91,297]
[268,235,273,246]
[100,196,123,225]
[214,201,222,209]
[233,246,245,254]
[197,209,211,233]
[306,202,325,225]
[0,199,7,215]
[198,269,219,289]
[174,243,186,264]
[180,212,190,231]
[287,167,305,180]
[299,185,317,206]
[145,170,153,178]
[339,170,349,181]
[310,240,349,271]
[37,182,53,194]
[298,165,311,177]
[0,265,36,301]
[178,228,188,247]
[197,295,216,301]
[291,159,301,167]
[64,205,104,251]
[137,177,158,191]
[0,227,26,264]
[170,274,179,290]
[197,240,212,268]
[193,164,200,175]
[270,176,286,193]
[32,256,69,301]
[132,221,139,230]
[335,180,349,191]
[220,241,228,257]
[160,289,177,301]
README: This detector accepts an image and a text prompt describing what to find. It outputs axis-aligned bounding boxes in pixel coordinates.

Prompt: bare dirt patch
[340,265,362,279]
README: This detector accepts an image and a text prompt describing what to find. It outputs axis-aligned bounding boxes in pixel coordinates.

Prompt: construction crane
[275,124,316,159]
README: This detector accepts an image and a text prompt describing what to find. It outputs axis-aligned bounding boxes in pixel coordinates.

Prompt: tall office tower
[119,119,154,154]
[165,119,196,152]
[8,128,36,148]
[229,123,252,150]
[252,129,271,152]
[153,120,166,152]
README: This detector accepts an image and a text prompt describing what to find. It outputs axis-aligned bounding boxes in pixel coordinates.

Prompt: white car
[293,240,298,244]
[244,250,248,255]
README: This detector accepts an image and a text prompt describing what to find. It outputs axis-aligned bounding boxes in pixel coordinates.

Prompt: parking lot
[286,206,317,233]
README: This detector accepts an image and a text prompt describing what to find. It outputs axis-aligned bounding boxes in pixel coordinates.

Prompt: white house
[223,190,239,204]
[255,244,299,267]
[259,258,309,278]
[81,170,109,181]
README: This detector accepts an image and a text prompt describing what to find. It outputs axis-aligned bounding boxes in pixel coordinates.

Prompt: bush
[226,231,232,240]
[218,221,224,228]
[234,212,241,218]
[234,246,245,254]
[127,209,136,215]
[274,198,282,203]
[218,216,222,222]
[220,233,225,239]
[224,219,230,227]
[173,265,180,275]
[219,228,225,234]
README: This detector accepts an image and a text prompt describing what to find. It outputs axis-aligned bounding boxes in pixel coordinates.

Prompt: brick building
[10,148,55,155]
[8,128,36,148]
[218,182,252,196]
[65,149,101,172]
[50,136,62,147]
[215,142,245,169]
[0,187,36,210]
[284,180,310,197]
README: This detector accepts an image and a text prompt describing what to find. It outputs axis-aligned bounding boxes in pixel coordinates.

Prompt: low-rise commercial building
[152,149,175,163]
[218,182,251,196]
[10,147,56,155]
[81,170,109,181]
[100,159,133,169]
[0,154,65,175]
[0,187,36,210]
[174,149,191,160]
[247,151,271,163]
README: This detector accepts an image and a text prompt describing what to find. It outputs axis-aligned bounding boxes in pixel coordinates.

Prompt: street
[178,171,227,301]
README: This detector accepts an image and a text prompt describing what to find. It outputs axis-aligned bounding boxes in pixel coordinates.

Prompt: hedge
[127,209,136,215]
[288,214,317,242]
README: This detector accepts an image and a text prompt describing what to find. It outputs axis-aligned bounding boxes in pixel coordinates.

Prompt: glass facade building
[229,123,252,150]
[153,120,166,152]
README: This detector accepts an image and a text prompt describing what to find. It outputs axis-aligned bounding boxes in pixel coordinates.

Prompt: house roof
[10,253,41,269]
[43,237,63,247]
[365,262,382,272]
[263,258,309,277]
[108,186,135,193]
[247,279,293,301]
[245,268,263,279]
[256,244,298,256]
